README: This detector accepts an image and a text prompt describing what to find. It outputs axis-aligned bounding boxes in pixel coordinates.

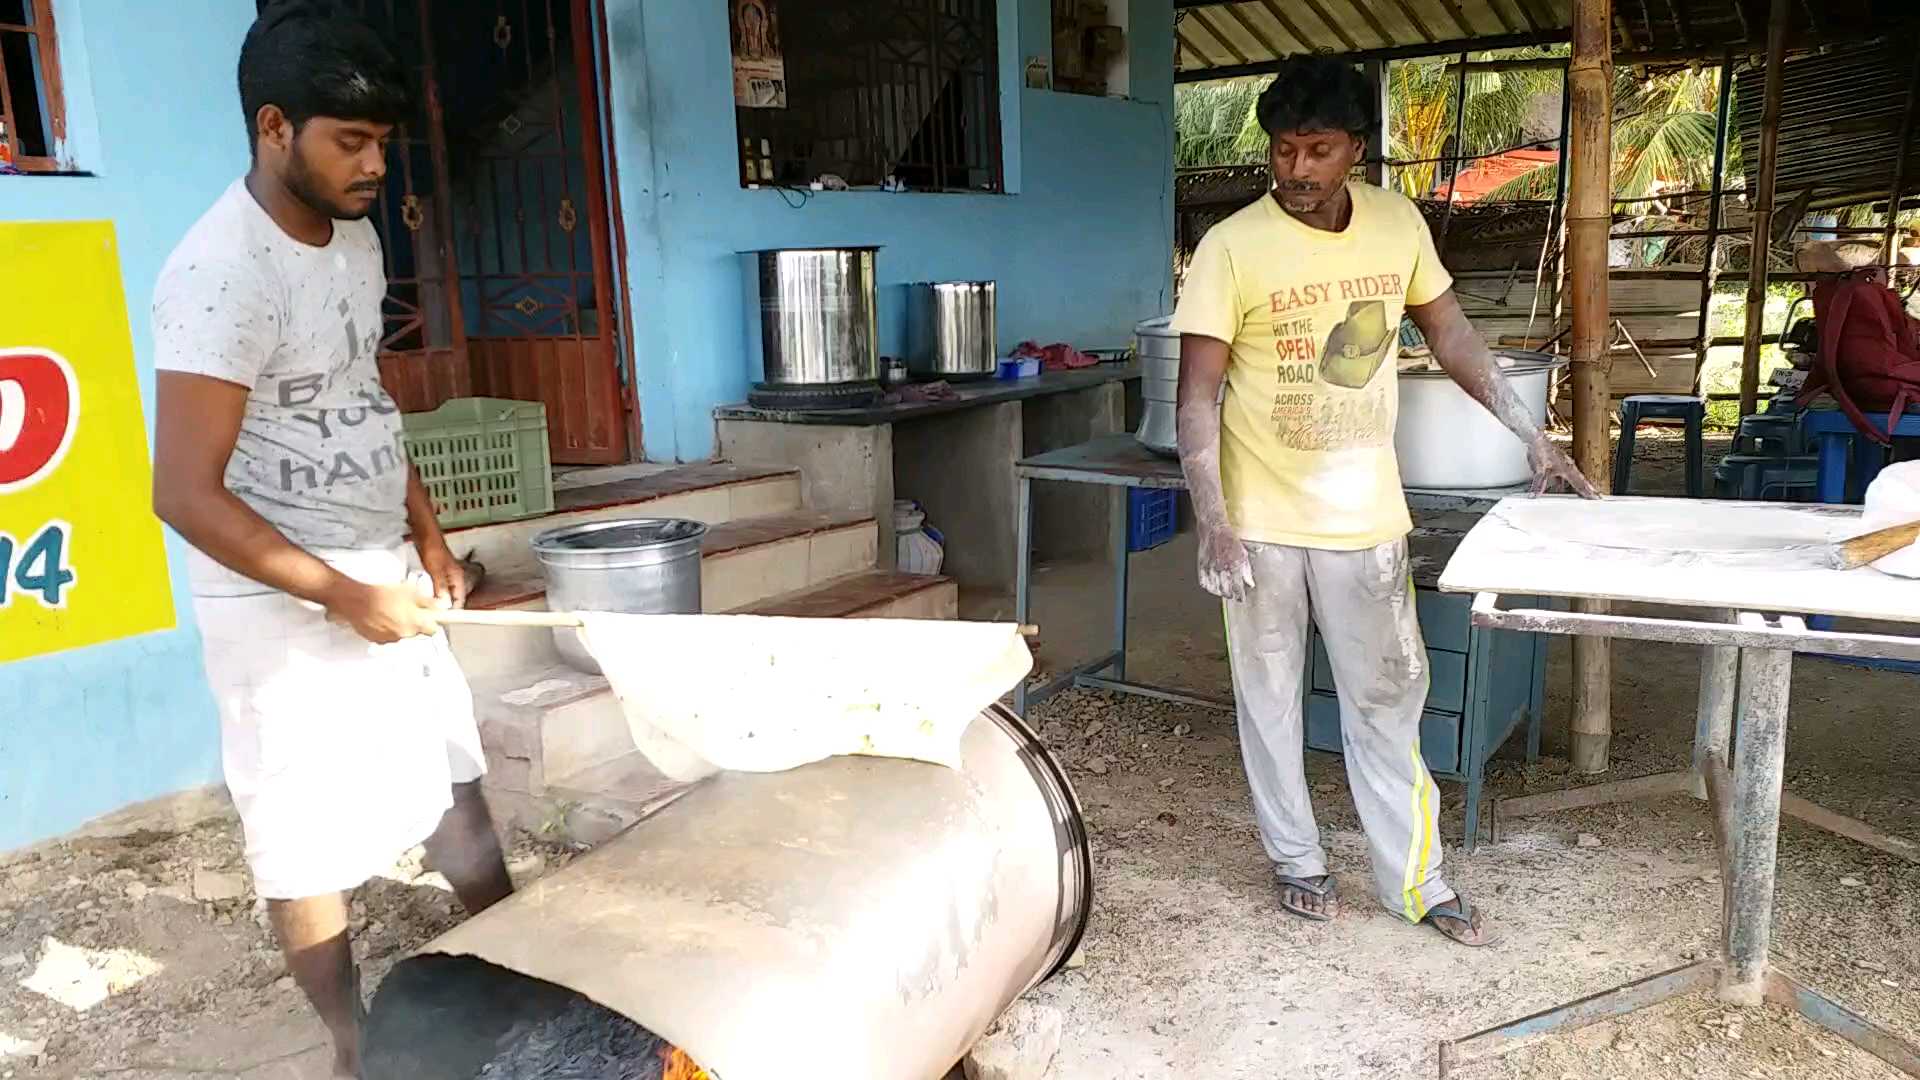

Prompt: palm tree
[1388,49,1566,200]
[1479,65,1733,202]
[1172,78,1267,168]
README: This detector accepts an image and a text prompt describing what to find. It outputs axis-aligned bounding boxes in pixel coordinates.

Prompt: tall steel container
[361,703,1095,1080]
[530,518,707,673]
[745,246,882,408]
[908,280,999,380]
[1134,316,1182,457]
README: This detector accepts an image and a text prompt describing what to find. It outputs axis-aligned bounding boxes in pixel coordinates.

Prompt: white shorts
[192,546,485,900]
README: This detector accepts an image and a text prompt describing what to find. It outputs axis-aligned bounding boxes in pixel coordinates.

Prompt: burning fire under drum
[363,954,710,1079]
[360,704,1091,1080]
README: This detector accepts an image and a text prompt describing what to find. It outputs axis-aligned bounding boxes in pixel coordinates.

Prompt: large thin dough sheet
[577,613,1034,779]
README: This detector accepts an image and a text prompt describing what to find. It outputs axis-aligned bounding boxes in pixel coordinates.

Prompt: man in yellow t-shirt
[1171,57,1596,948]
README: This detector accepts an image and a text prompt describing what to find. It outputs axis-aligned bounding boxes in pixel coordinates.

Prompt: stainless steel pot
[530,518,707,674]
[1135,315,1219,458]
[1396,350,1567,490]
[908,280,998,380]
[1134,316,1179,456]
[361,703,1094,1080]
[745,247,881,401]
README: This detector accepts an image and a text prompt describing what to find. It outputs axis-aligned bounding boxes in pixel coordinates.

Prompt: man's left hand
[418,538,469,608]
[1528,437,1602,499]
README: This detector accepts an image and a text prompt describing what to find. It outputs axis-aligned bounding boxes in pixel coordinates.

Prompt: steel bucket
[530,518,707,673]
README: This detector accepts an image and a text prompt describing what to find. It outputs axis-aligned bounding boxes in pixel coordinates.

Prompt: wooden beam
[1482,0,1525,36]
[1253,0,1319,57]
[1173,29,1570,81]
[1883,49,1920,272]
[1297,0,1364,53]
[1385,0,1440,44]
[1663,0,1692,50]
[1438,52,1471,257]
[1429,0,1478,40]
[1694,56,1736,380]
[1568,0,1615,775]
[1739,0,1791,418]
[1188,7,1254,66]
[1332,0,1396,50]
[1446,58,1569,73]
[1365,58,1389,187]
[1218,2,1289,62]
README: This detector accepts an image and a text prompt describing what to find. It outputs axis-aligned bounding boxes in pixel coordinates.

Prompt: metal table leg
[1444,611,1920,1077]
[1014,476,1034,718]
[1722,644,1791,1004]
[1111,484,1129,683]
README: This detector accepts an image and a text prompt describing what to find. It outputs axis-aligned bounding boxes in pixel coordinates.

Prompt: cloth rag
[1012,340,1099,371]
[1862,461,1920,578]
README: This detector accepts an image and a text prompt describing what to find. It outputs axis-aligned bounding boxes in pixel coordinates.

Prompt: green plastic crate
[401,398,555,528]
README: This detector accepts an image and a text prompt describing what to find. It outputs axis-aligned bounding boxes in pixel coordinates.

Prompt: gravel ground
[2,431,1915,1079]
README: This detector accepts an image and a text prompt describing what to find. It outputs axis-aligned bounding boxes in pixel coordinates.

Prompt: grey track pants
[1222,537,1455,923]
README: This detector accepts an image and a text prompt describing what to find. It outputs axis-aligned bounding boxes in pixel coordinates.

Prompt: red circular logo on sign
[0,348,79,493]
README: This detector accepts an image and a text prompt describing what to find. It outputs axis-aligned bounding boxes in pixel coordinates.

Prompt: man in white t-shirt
[150,3,510,1074]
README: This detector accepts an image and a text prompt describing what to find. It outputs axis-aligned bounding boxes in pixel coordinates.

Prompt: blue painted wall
[0,0,254,852]
[601,0,1176,462]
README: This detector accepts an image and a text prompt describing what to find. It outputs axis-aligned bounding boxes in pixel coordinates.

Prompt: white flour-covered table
[1434,496,1920,1077]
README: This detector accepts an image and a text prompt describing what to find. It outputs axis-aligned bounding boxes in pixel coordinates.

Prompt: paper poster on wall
[730,0,787,109]
[0,221,176,663]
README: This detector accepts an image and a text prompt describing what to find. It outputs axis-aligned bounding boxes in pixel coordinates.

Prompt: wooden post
[1437,52,1470,258]
[1693,55,1736,389]
[1739,0,1792,418]
[1568,0,1614,774]
[1883,50,1920,273]
[1365,59,1389,188]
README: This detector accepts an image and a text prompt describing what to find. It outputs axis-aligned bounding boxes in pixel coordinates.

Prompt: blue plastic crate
[1127,488,1178,552]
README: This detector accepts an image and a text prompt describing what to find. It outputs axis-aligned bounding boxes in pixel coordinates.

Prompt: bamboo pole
[1366,59,1389,188]
[1568,0,1614,775]
[1693,54,1736,390]
[1437,51,1470,258]
[1739,0,1792,418]
[1883,50,1920,273]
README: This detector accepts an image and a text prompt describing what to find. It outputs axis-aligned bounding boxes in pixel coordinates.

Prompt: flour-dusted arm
[1408,290,1600,499]
[1177,333,1256,600]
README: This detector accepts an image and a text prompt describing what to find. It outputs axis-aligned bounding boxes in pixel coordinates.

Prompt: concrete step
[476,570,960,840]
[448,508,878,682]
[444,462,802,584]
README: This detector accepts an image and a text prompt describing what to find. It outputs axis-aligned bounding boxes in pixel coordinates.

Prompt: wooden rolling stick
[432,608,1042,637]
[1831,518,1920,570]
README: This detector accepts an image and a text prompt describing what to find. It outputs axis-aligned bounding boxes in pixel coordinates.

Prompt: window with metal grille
[733,0,1003,194]
[0,0,65,173]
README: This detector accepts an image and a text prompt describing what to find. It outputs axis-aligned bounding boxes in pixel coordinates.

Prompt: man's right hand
[323,581,443,644]
[1198,526,1256,602]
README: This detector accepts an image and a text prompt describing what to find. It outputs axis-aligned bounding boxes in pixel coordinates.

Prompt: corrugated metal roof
[1736,40,1920,211]
[1173,0,1907,80]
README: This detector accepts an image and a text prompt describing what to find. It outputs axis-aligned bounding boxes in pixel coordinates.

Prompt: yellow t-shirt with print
[1170,184,1453,550]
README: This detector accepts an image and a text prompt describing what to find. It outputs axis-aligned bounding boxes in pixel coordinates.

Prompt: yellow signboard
[1,221,175,662]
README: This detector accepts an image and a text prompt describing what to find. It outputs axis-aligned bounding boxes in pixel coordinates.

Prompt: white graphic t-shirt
[154,180,407,594]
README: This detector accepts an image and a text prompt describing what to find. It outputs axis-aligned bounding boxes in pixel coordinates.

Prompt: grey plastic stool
[1614,394,1706,497]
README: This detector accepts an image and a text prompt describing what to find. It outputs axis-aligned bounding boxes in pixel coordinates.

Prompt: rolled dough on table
[1485,498,1848,565]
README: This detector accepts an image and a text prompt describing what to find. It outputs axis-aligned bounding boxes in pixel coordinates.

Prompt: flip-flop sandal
[1276,873,1338,922]
[1422,893,1501,948]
